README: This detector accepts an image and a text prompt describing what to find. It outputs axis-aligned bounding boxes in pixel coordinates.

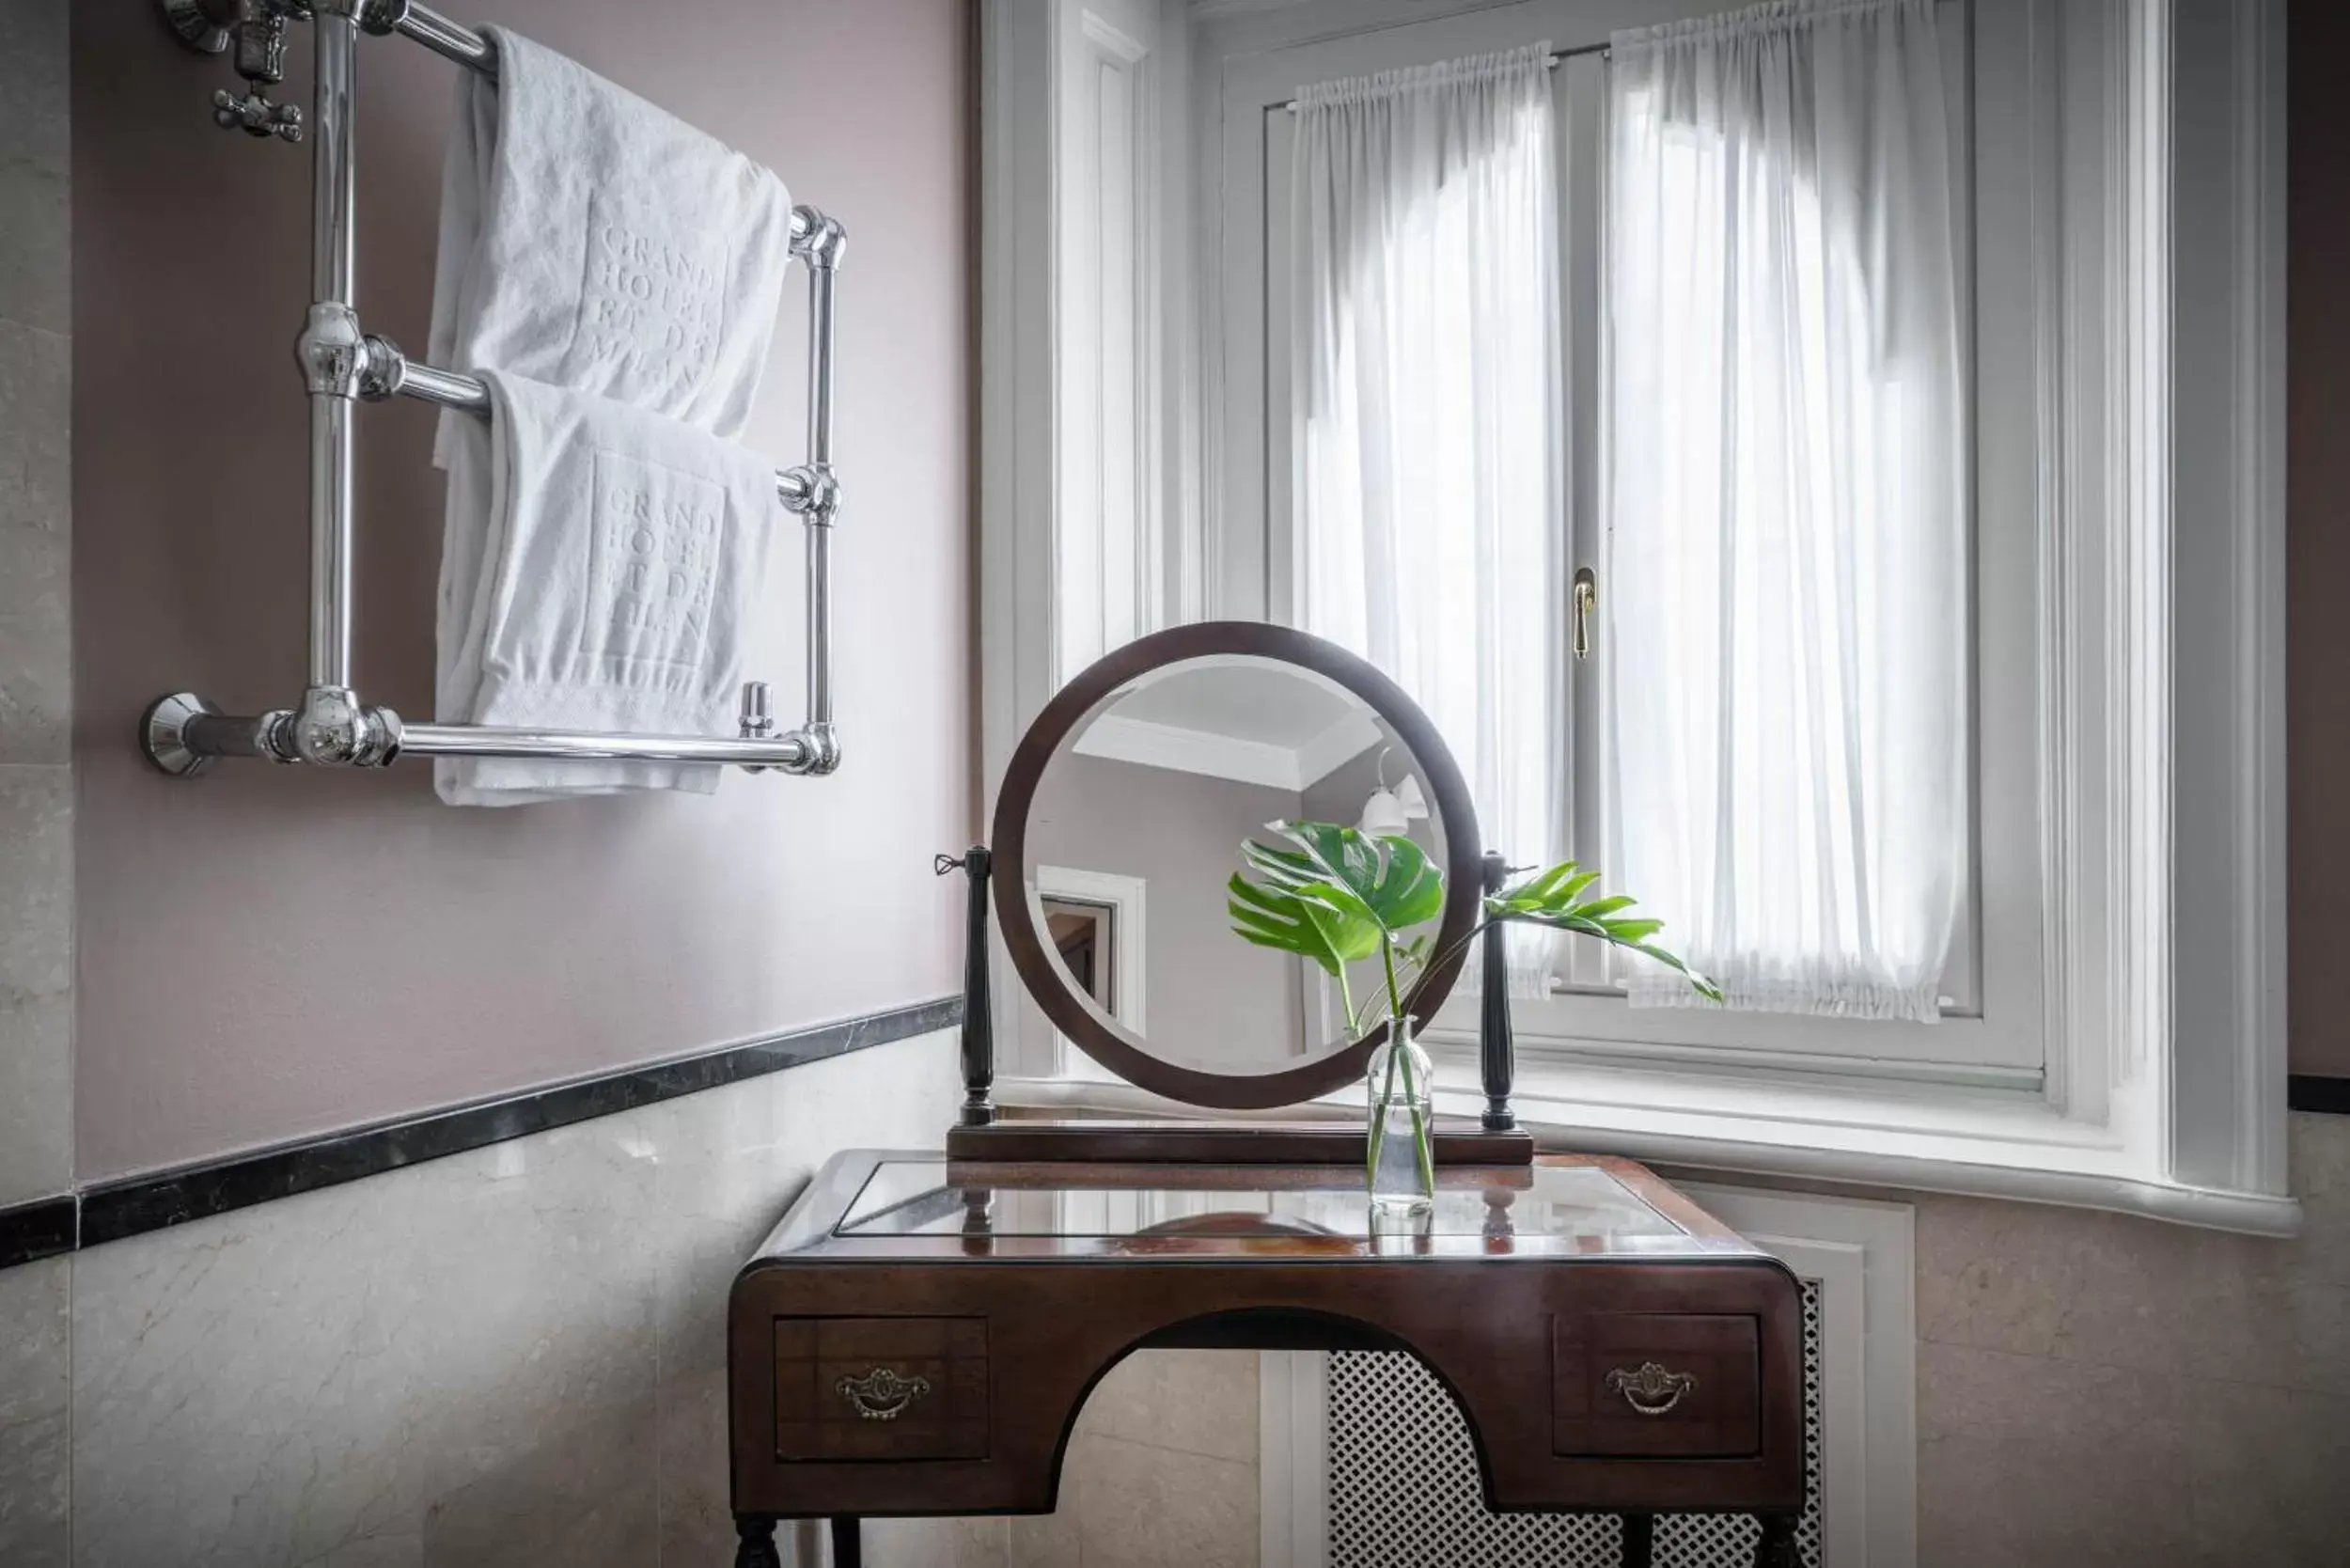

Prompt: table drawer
[774,1316,989,1462]
[1551,1313,1760,1458]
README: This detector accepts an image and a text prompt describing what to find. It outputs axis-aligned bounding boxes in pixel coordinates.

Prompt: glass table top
[833,1158,1684,1246]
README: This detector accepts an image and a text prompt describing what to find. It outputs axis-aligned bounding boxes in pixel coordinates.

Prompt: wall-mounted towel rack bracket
[146,0,850,782]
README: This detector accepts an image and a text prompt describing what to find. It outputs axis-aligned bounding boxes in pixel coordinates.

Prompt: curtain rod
[1272,0,1961,112]
[1274,39,1599,113]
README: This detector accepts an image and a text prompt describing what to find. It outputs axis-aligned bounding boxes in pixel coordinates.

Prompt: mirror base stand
[938,845,995,1127]
[1479,851,1519,1132]
[944,1119,1533,1168]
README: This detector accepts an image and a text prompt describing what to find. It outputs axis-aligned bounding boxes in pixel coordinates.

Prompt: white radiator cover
[1261,1186,1916,1568]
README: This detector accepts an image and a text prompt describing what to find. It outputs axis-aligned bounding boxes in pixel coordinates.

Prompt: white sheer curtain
[1291,43,1561,996]
[1607,0,1966,1021]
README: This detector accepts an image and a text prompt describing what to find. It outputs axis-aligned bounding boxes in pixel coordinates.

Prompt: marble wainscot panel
[64,1028,972,1568]
[997,1349,1262,1568]
[1913,1110,2350,1567]
[0,1254,70,1567]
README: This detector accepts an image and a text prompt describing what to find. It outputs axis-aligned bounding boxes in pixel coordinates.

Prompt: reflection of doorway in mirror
[1042,897,1113,1011]
[1035,866,1148,1078]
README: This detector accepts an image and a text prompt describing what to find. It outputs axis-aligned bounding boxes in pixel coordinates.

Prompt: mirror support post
[1480,851,1517,1131]
[941,845,996,1126]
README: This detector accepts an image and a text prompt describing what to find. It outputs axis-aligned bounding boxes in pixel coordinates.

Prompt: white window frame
[1244,0,2032,1084]
[978,0,2295,1234]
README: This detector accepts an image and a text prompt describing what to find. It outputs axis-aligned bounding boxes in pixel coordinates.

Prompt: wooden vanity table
[728,625,1810,1566]
[728,1151,1806,1567]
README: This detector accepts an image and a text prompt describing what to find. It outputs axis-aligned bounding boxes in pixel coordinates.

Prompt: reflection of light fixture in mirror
[1359,748,1430,838]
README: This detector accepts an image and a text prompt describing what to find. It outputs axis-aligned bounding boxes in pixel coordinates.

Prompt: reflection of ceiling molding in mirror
[993,622,1482,1111]
[1073,660,1384,791]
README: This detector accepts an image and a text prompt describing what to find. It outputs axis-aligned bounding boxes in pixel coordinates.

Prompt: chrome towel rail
[144,0,845,780]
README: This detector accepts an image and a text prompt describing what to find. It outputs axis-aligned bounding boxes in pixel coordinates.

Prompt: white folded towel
[428,26,795,446]
[436,373,780,807]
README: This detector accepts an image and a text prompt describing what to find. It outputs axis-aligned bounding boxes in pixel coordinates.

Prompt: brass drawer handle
[1605,1361,1699,1417]
[836,1367,932,1421]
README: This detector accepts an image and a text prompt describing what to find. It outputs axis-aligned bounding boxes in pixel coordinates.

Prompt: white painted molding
[993,1072,2303,1236]
[1073,709,1382,790]
[1293,710,1386,788]
[1260,1350,1330,1568]
[1074,713,1311,791]
[2164,0,2291,1200]
[980,0,1065,1083]
[1034,864,1150,1034]
[1677,1184,1919,1568]
[1256,1187,1919,1568]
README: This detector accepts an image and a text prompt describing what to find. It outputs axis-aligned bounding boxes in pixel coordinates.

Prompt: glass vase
[1365,1015,1435,1216]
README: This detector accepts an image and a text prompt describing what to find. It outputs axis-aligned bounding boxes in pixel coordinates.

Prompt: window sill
[992,1054,2303,1238]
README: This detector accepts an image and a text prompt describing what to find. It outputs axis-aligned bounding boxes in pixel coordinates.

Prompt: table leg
[731,1514,780,1568]
[1620,1512,1655,1568]
[1753,1513,1800,1568]
[831,1515,864,1568]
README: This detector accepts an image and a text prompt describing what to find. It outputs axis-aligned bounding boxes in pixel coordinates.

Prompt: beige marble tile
[0,320,71,765]
[1914,1188,2209,1368]
[2180,1262,2350,1401]
[865,1515,1014,1568]
[70,1120,662,1568]
[649,1032,960,1566]
[1002,1493,1082,1568]
[2186,1379,2350,1566]
[1073,1349,1259,1465]
[300,1535,423,1568]
[0,1255,70,1568]
[1061,1432,1257,1568]
[0,0,67,335]
[0,764,72,1205]
[2285,1112,2350,1291]
[1915,1123,2350,1401]
[1917,1341,2193,1568]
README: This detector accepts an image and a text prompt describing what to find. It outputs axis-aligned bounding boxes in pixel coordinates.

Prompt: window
[1250,0,2031,1085]
[980,0,2291,1229]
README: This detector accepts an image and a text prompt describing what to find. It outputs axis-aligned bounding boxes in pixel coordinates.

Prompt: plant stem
[1379,932,1403,1036]
[1395,1030,1435,1197]
[1366,1043,1399,1189]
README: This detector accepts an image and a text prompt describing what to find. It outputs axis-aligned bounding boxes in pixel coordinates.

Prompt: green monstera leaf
[1485,861,1724,1003]
[1229,820,1446,1032]
[1226,871,1381,980]
[1237,821,1446,936]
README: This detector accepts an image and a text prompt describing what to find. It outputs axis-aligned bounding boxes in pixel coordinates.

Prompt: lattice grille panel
[1327,1280,1824,1568]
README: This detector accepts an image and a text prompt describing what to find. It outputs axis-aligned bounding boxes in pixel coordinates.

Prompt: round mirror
[992,622,1482,1109]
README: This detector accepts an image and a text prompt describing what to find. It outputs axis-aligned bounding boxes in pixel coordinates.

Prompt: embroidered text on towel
[585,447,725,679]
[566,192,729,403]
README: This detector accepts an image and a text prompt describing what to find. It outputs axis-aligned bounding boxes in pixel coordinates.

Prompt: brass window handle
[837,1366,932,1421]
[1572,568,1598,663]
[1605,1360,1698,1416]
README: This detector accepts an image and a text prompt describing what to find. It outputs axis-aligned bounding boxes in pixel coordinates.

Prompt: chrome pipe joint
[778,463,841,521]
[298,302,368,398]
[355,335,492,413]
[287,685,404,767]
[790,208,849,271]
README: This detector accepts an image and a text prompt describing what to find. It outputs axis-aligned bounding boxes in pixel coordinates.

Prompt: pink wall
[2290,2,2350,1079]
[70,0,973,1179]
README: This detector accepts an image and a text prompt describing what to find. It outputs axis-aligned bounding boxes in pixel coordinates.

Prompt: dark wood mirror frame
[988,621,1485,1112]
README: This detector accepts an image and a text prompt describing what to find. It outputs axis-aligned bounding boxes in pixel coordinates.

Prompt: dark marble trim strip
[0,1196,75,1271]
[2290,1074,2350,1116]
[0,995,961,1269]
